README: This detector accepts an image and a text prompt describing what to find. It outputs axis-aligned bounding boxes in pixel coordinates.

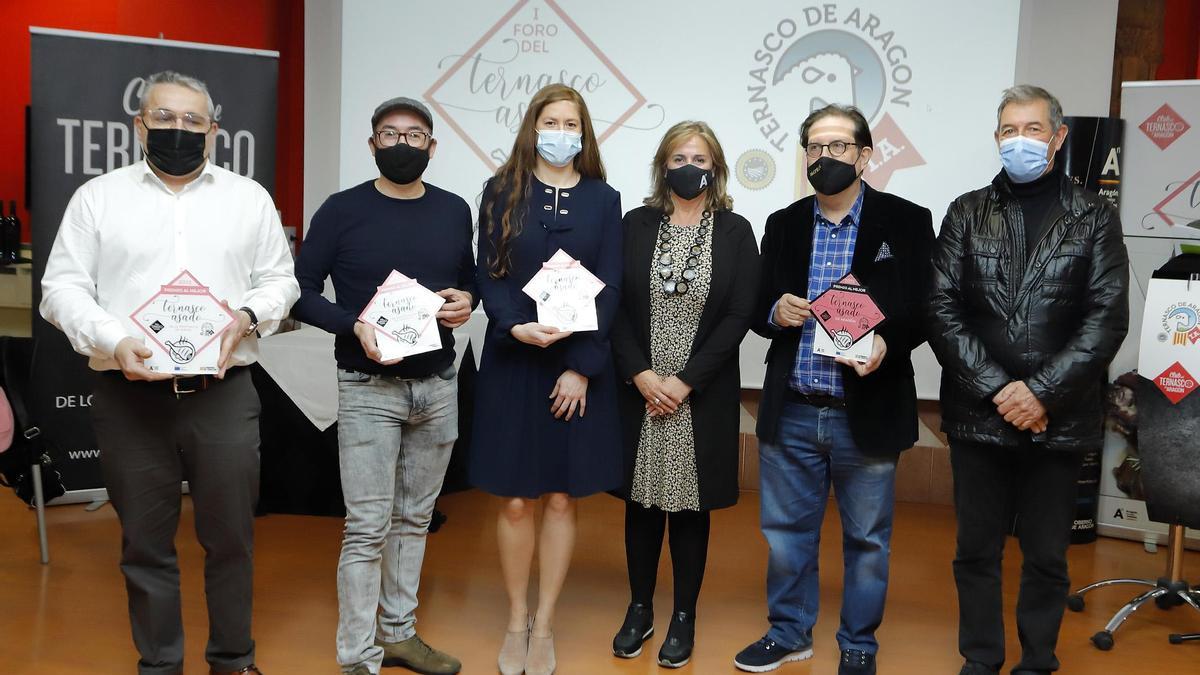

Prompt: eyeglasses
[142,108,213,133]
[375,129,431,148]
[804,141,860,159]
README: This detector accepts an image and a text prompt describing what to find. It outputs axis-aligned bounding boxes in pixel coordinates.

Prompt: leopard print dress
[629,220,714,512]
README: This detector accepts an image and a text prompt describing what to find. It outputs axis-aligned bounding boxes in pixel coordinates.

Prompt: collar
[813,183,865,229]
[139,159,217,193]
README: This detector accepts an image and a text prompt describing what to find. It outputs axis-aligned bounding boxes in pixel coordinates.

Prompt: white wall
[303,0,343,232]
[303,0,1120,397]
[1015,0,1119,118]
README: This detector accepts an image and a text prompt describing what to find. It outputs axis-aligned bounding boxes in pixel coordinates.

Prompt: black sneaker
[733,636,814,672]
[612,602,654,658]
[657,611,695,668]
[959,662,999,675]
[838,649,876,675]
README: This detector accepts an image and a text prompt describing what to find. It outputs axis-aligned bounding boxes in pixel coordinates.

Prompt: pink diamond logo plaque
[129,270,238,375]
[1139,103,1190,150]
[424,0,646,171]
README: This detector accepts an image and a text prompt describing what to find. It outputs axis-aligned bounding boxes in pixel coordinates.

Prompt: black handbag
[0,337,65,506]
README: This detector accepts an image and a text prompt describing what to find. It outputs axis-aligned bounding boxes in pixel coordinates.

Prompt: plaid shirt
[785,189,864,397]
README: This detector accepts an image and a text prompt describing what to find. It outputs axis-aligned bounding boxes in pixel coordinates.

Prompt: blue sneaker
[734,636,813,672]
[839,649,876,675]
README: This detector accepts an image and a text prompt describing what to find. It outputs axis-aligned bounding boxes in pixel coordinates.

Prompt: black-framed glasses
[804,141,859,159]
[142,108,213,133]
[375,129,431,148]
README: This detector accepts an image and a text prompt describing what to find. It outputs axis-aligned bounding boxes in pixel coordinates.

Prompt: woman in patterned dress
[610,121,761,667]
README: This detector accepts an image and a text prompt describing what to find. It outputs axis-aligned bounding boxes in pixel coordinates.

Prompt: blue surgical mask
[999,135,1051,183]
[536,130,583,167]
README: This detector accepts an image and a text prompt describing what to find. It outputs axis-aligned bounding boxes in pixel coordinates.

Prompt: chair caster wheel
[1066,594,1085,612]
[1154,592,1179,610]
[1091,631,1114,651]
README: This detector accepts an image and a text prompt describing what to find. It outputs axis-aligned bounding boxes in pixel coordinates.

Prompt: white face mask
[998,135,1051,183]
[536,130,583,167]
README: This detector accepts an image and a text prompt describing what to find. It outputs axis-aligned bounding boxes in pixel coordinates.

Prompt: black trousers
[624,501,711,615]
[91,369,261,675]
[950,440,1083,674]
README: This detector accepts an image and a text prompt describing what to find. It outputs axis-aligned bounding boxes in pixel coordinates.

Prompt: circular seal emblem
[833,329,854,350]
[735,149,777,190]
[166,338,196,364]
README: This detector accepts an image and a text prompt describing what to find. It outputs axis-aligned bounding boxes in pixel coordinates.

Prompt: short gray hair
[139,70,216,119]
[996,85,1063,132]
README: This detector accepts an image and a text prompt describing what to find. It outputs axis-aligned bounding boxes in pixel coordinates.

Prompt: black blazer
[752,182,934,453]
[611,206,761,510]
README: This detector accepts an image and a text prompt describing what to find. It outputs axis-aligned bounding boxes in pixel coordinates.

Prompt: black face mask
[807,156,861,196]
[665,164,713,200]
[375,143,430,185]
[144,128,208,177]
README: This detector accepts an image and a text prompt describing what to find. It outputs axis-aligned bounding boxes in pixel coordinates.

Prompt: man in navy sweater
[293,97,475,675]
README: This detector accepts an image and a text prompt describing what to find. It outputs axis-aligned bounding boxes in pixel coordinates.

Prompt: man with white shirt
[40,70,298,675]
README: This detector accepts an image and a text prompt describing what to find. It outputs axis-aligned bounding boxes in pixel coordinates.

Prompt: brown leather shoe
[209,666,262,675]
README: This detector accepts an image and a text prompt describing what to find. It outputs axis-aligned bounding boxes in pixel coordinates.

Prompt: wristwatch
[238,306,259,337]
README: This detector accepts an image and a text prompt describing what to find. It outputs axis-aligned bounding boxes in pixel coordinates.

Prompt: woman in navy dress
[469,83,622,675]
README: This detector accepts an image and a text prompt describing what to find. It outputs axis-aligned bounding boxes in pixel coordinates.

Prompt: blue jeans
[759,401,898,654]
[335,368,458,674]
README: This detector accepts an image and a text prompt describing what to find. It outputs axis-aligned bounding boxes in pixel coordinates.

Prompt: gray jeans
[335,367,458,673]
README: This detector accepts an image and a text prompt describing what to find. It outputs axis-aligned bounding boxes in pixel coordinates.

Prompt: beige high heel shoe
[498,618,530,675]
[525,626,556,675]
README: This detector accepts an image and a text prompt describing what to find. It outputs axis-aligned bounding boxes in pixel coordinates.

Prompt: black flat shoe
[613,602,654,658]
[657,611,695,668]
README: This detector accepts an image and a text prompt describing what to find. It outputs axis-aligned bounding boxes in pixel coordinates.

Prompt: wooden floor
[2,490,1198,674]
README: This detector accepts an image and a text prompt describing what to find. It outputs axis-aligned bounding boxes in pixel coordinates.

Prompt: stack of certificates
[521,249,605,332]
[358,270,446,361]
[130,270,239,375]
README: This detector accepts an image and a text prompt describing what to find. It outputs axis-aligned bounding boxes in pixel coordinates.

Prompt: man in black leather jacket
[928,85,1129,675]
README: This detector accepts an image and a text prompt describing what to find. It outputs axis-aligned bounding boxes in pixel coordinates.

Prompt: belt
[169,374,214,396]
[785,389,846,408]
[104,368,239,397]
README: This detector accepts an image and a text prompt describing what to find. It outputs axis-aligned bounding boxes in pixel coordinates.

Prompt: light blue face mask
[536,130,583,167]
[998,135,1052,183]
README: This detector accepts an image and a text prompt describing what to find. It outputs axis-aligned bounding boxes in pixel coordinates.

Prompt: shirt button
[826,262,832,266]
[832,234,837,239]
[813,378,819,383]
[544,188,552,194]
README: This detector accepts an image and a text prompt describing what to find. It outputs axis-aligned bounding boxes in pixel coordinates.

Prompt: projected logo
[740,6,924,194]
[1139,103,1190,151]
[424,0,657,171]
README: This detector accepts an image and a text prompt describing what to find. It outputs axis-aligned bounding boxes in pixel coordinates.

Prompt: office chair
[1067,257,1200,650]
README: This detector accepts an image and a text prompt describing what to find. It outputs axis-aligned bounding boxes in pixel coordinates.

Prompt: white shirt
[40,161,300,371]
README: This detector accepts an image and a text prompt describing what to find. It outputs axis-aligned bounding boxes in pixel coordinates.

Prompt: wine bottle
[0,201,11,265]
[5,201,20,264]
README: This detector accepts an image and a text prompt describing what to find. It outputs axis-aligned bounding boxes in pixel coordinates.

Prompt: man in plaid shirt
[735,105,935,675]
